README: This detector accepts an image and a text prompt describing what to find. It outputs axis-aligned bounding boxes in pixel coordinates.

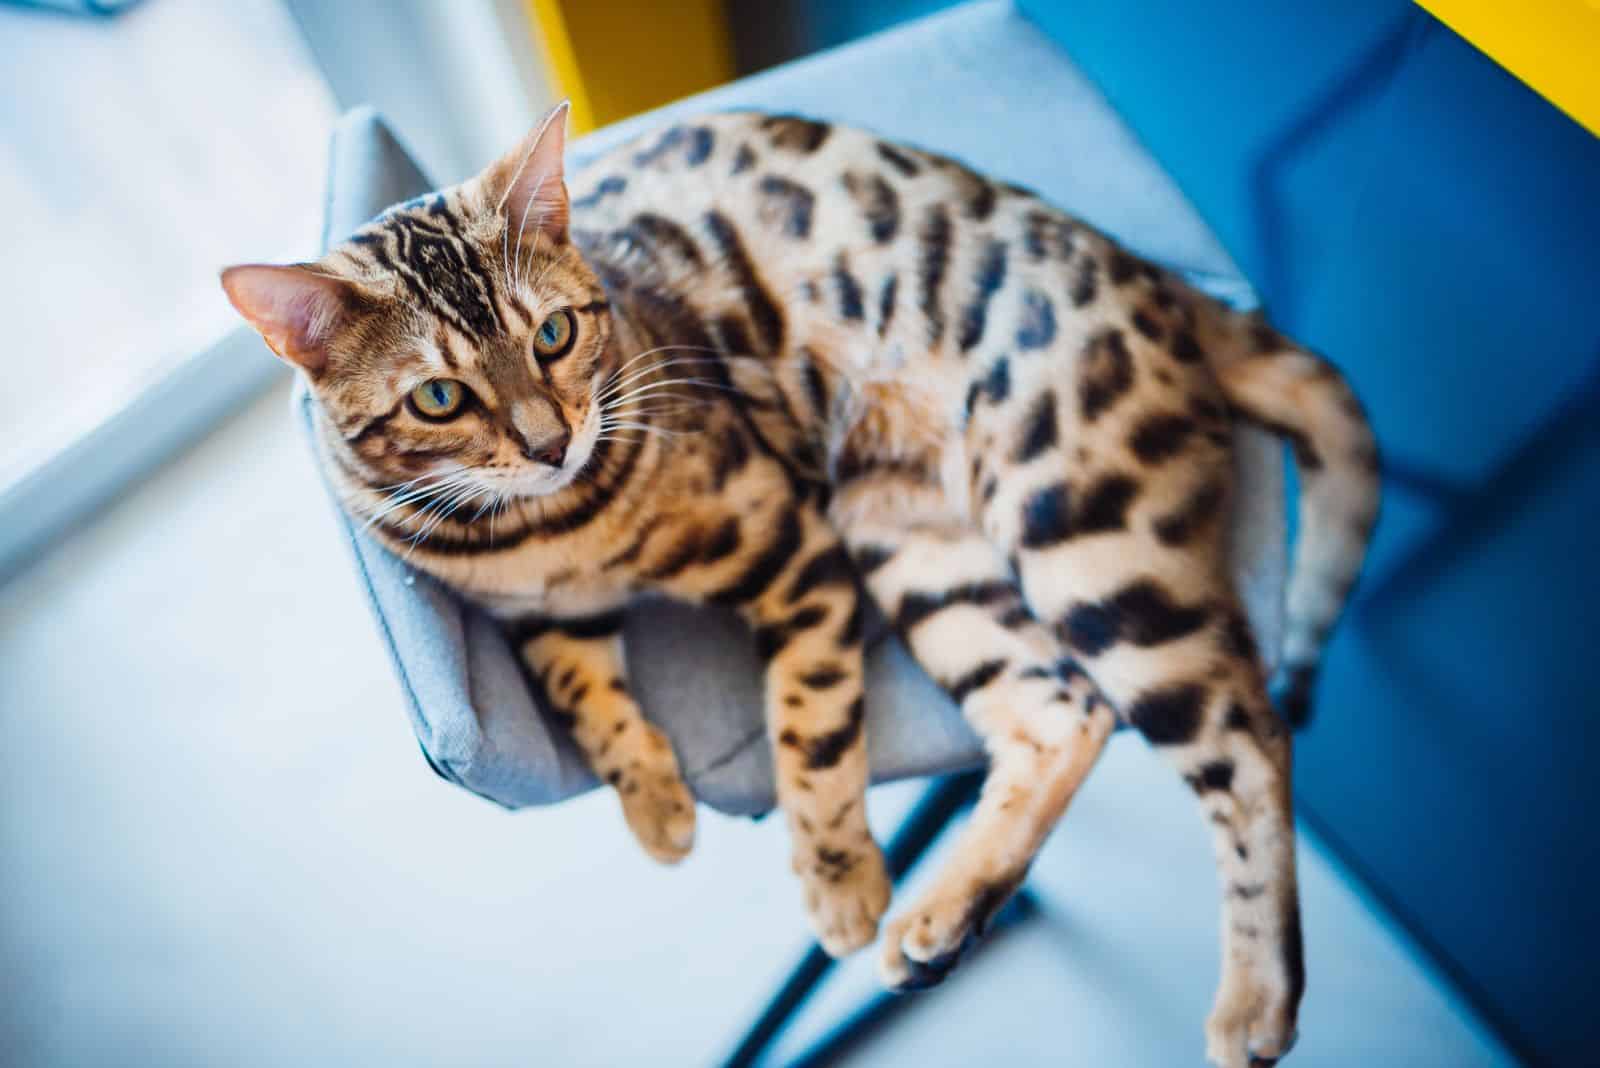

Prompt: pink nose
[524,430,570,467]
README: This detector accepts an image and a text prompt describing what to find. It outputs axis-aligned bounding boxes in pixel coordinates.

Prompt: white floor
[0,383,1512,1067]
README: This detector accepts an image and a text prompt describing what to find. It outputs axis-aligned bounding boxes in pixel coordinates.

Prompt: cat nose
[523,429,570,467]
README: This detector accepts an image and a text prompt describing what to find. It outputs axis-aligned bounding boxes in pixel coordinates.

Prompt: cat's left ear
[484,100,571,243]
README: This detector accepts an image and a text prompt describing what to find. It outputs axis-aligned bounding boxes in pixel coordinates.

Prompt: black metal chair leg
[784,887,1042,1068]
[717,770,985,1068]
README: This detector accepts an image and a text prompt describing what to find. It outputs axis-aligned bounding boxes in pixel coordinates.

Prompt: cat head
[222,102,618,501]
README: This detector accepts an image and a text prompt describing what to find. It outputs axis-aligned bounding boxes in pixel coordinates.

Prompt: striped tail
[1215,337,1381,727]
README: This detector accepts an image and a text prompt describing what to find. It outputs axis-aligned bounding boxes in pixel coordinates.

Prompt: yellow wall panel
[525,0,735,132]
[1416,0,1600,136]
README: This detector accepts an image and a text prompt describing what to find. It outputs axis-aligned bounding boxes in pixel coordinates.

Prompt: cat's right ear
[482,100,572,243]
[220,263,361,377]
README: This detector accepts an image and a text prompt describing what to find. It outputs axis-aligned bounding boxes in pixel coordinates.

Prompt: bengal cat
[222,103,1377,1067]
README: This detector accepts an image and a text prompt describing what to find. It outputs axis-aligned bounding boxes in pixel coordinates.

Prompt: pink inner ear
[496,101,571,243]
[220,264,346,375]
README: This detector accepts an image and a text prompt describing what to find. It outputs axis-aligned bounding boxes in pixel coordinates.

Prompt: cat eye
[409,378,467,420]
[532,309,576,360]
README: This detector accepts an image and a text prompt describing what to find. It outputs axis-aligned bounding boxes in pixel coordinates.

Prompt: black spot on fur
[854,545,894,574]
[876,141,920,176]
[761,114,831,153]
[1061,601,1120,656]
[685,126,714,165]
[757,175,815,238]
[731,143,756,174]
[918,205,952,344]
[1191,760,1235,793]
[699,518,742,564]
[1170,329,1205,364]
[710,426,751,491]
[958,240,1008,352]
[642,532,706,580]
[622,212,704,268]
[1251,320,1286,352]
[1107,248,1139,284]
[1221,611,1258,661]
[1070,256,1098,307]
[1112,580,1209,644]
[801,357,830,417]
[1022,210,1073,260]
[634,124,713,167]
[792,697,865,769]
[799,663,848,689]
[964,177,997,221]
[704,211,785,356]
[896,581,1017,633]
[947,659,1007,704]
[968,357,1011,416]
[842,171,900,244]
[837,596,866,647]
[1153,478,1226,546]
[833,255,865,321]
[1129,413,1197,464]
[548,612,625,641]
[713,508,803,605]
[878,273,899,337]
[1016,290,1057,349]
[1129,683,1206,745]
[1131,308,1163,341]
[1020,484,1072,549]
[787,545,855,603]
[714,314,756,360]
[754,604,828,660]
[1078,329,1135,421]
[1059,579,1209,654]
[572,175,626,210]
[1075,475,1139,535]
[1014,390,1058,463]
[1022,211,1050,259]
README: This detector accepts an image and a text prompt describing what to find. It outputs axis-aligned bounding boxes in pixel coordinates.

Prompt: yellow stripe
[523,0,595,134]
[1415,0,1600,136]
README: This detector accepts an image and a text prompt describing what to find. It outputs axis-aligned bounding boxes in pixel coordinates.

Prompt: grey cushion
[299,0,1285,816]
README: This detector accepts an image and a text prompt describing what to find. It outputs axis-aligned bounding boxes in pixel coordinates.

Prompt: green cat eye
[532,309,576,360]
[409,378,467,420]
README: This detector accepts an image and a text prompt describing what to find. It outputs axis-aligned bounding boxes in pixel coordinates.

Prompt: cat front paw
[797,838,891,957]
[611,725,696,865]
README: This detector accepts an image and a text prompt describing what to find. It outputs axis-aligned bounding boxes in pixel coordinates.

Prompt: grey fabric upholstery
[299,0,1285,816]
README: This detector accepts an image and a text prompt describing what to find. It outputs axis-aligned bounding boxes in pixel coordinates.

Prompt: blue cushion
[299,0,1285,815]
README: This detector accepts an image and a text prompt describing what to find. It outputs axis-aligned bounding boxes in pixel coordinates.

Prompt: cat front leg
[732,506,889,957]
[509,612,696,864]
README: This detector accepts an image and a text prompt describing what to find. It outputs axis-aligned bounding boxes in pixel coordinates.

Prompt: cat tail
[1213,322,1380,728]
